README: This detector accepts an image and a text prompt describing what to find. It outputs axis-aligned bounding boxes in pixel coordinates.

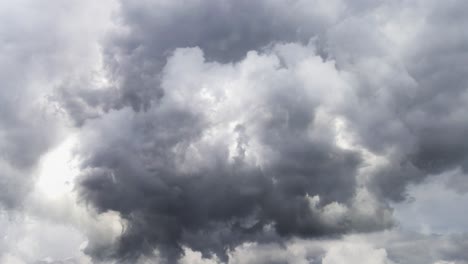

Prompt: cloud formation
[0,0,113,208]
[2,0,468,263]
[76,44,395,262]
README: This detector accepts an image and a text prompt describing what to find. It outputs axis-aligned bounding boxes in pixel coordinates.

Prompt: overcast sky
[1,0,468,263]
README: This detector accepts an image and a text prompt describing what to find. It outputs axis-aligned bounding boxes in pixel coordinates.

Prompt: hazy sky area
[1,0,468,263]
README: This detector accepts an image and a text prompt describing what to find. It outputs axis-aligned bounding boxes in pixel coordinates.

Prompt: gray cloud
[320,0,468,202]
[0,0,116,262]
[0,0,117,209]
[0,0,70,209]
[2,0,468,263]
[58,0,355,120]
[64,0,468,262]
[232,232,468,264]
[76,45,382,262]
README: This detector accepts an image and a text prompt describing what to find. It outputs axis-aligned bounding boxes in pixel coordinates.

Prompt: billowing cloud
[2,0,468,263]
[68,0,468,262]
[76,44,395,262]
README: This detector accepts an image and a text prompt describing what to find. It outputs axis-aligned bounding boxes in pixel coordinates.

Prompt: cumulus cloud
[2,0,468,263]
[69,0,468,262]
[76,44,385,262]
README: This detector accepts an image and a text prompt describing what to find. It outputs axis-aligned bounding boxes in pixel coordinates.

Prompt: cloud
[0,136,123,264]
[76,44,393,262]
[0,0,118,261]
[0,0,61,208]
[0,0,117,208]
[177,231,468,264]
[57,0,355,119]
[321,0,468,201]
[2,0,468,263]
[65,0,468,262]
[322,243,394,264]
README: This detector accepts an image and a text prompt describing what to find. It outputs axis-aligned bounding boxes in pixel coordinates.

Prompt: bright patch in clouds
[37,135,79,199]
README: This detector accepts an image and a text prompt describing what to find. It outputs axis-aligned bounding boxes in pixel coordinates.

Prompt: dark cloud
[2,0,467,263]
[403,1,468,177]
[58,0,355,121]
[319,0,468,202]
[74,45,396,262]
[67,0,468,262]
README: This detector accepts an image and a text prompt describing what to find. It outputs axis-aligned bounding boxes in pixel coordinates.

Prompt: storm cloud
[76,44,393,262]
[2,0,468,263]
[67,0,468,262]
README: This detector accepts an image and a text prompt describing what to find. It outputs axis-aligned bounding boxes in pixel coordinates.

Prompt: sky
[1,0,468,263]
